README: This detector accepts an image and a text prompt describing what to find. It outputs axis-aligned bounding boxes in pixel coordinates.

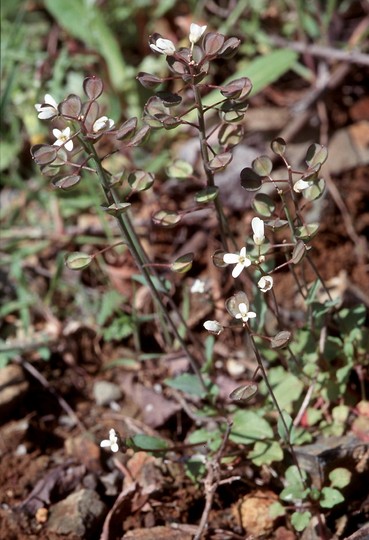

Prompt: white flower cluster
[100,428,119,453]
[35,94,115,151]
[150,23,207,56]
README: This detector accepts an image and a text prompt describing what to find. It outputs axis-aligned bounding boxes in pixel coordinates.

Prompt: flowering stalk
[190,78,234,252]
[81,137,208,391]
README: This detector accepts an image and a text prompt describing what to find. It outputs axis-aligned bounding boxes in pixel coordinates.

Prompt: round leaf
[209,152,232,172]
[264,218,288,231]
[129,125,150,146]
[252,155,273,177]
[252,193,275,217]
[328,468,352,489]
[83,76,103,100]
[294,223,319,241]
[212,249,227,268]
[65,252,93,270]
[291,241,307,264]
[194,186,219,203]
[203,32,225,56]
[271,137,287,156]
[166,160,193,179]
[58,94,82,118]
[271,331,291,349]
[128,170,154,192]
[116,118,137,141]
[156,91,182,107]
[303,178,326,201]
[305,143,328,168]
[52,175,81,190]
[229,383,258,402]
[31,144,57,165]
[171,253,194,273]
[136,72,163,89]
[218,124,243,148]
[102,202,131,216]
[152,210,181,227]
[240,167,262,191]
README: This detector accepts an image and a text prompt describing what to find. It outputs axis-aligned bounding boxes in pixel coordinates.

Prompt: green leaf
[152,210,181,227]
[230,410,273,444]
[97,290,124,326]
[277,411,296,443]
[305,143,328,168]
[128,434,168,452]
[280,484,309,502]
[229,383,258,402]
[102,202,131,216]
[171,252,194,273]
[249,440,283,465]
[329,468,352,489]
[240,167,262,191]
[44,0,129,90]
[128,170,154,192]
[303,178,326,201]
[194,187,219,203]
[65,252,93,270]
[187,428,222,452]
[291,511,311,531]
[269,501,286,518]
[166,159,193,179]
[320,487,344,508]
[294,223,319,241]
[337,304,366,334]
[252,193,275,217]
[271,373,304,412]
[252,155,273,176]
[165,373,208,398]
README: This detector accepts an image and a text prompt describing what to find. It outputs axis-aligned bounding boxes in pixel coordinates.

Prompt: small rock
[122,526,193,540]
[93,381,122,406]
[47,488,106,537]
[0,364,29,421]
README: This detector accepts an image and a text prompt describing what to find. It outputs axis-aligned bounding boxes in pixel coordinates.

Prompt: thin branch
[270,35,369,66]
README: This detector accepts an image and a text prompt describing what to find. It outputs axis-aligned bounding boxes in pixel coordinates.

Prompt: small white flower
[223,246,251,278]
[258,275,273,292]
[35,94,58,120]
[235,302,257,323]
[100,428,119,453]
[191,279,206,294]
[150,37,176,56]
[52,127,73,152]
[93,116,115,133]
[189,23,207,45]
[204,320,223,335]
[251,217,265,246]
[293,179,312,193]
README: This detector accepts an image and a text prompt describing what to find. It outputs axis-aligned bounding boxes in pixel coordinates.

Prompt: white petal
[232,263,243,278]
[247,311,257,319]
[53,128,61,138]
[252,217,264,237]
[203,320,223,335]
[44,94,58,108]
[293,179,311,193]
[189,23,207,44]
[65,139,74,152]
[223,253,240,264]
[63,127,71,137]
[111,443,119,452]
[100,440,111,448]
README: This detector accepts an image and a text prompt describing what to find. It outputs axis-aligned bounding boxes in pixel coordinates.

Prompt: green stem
[83,139,208,391]
[191,79,237,251]
[248,333,306,484]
